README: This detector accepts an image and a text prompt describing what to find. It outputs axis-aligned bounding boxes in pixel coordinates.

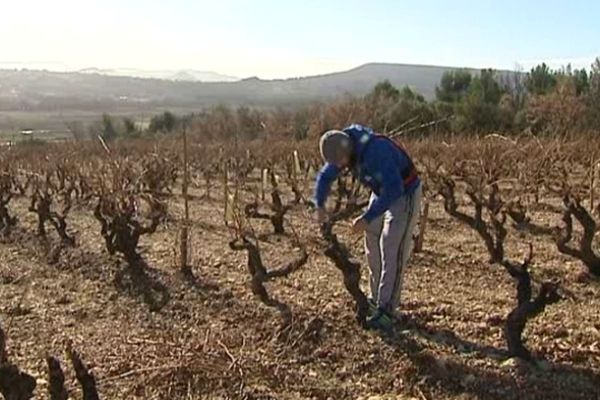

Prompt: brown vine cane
[47,356,68,400]
[229,236,308,330]
[45,342,102,400]
[67,343,101,400]
[244,170,292,235]
[0,170,17,234]
[556,194,600,277]
[320,200,371,328]
[0,324,36,400]
[28,172,75,246]
[439,175,561,360]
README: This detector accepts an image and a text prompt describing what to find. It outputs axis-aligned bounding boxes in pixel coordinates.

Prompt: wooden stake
[590,156,596,212]
[414,200,429,253]
[223,163,230,226]
[261,168,268,201]
[97,135,111,155]
[179,125,190,272]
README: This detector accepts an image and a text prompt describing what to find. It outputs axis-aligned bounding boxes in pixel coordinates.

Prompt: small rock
[461,374,476,387]
[501,357,525,369]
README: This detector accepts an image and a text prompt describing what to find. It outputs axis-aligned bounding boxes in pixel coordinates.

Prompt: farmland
[0,133,599,400]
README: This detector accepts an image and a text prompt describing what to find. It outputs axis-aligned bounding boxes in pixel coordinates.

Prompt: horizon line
[0,57,597,82]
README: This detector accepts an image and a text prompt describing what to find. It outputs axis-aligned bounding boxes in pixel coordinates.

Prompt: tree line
[88,58,600,142]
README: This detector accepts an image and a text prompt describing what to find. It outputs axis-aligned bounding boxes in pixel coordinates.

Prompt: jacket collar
[343,124,373,163]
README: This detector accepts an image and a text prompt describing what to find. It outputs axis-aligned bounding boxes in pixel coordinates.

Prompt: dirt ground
[0,186,599,400]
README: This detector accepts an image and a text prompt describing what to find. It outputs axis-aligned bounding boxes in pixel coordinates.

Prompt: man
[314,124,422,330]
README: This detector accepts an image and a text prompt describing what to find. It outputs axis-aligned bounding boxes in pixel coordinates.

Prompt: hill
[0,63,505,113]
[78,67,239,82]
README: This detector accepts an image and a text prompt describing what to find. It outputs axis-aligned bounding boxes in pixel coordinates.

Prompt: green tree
[123,117,139,137]
[590,57,600,100]
[100,114,118,142]
[457,80,494,132]
[498,66,527,126]
[149,111,177,134]
[366,80,402,132]
[555,64,589,96]
[525,63,557,95]
[573,69,589,95]
[479,69,503,104]
[586,57,600,127]
[435,69,472,102]
[369,80,400,102]
[455,70,505,132]
[399,86,425,102]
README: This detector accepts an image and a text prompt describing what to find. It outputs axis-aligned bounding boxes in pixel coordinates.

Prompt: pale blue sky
[1,0,598,78]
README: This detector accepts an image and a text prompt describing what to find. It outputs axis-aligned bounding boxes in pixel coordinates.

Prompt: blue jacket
[314,124,420,223]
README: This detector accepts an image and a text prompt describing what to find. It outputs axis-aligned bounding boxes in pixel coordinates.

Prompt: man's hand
[352,217,368,233]
[315,207,328,224]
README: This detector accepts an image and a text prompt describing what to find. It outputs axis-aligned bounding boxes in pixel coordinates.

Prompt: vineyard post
[223,162,229,226]
[590,156,596,211]
[261,168,267,201]
[179,124,190,272]
[293,150,300,183]
[415,199,429,253]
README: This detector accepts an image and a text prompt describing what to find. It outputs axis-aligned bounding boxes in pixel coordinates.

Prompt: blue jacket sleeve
[362,143,405,222]
[314,163,340,208]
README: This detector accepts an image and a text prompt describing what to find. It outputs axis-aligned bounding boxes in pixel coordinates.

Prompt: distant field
[0,110,145,131]
[0,107,199,140]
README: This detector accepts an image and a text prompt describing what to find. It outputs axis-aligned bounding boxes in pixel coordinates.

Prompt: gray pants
[365,183,422,312]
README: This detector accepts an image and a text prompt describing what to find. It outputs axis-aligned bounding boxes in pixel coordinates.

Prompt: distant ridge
[77,67,239,82]
[0,63,512,112]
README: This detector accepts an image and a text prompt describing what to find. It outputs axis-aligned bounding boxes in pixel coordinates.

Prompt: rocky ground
[0,188,599,399]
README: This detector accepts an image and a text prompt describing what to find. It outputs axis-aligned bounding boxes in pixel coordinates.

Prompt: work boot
[367,297,378,315]
[366,307,395,331]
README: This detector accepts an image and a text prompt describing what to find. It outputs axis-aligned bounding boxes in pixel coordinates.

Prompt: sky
[1,0,599,79]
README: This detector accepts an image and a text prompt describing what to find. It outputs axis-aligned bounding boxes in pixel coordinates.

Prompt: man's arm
[361,143,405,223]
[314,163,340,208]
